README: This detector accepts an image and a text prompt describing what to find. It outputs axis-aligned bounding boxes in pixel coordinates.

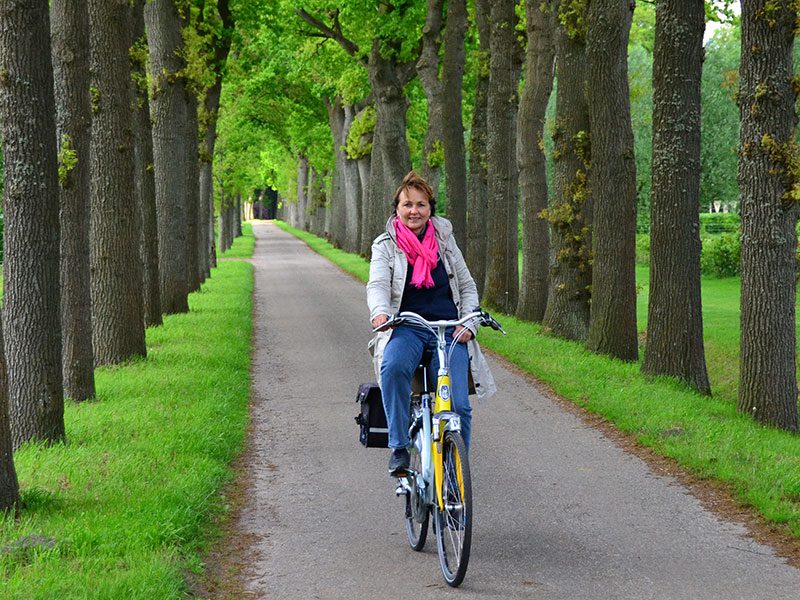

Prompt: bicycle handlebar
[372,309,506,335]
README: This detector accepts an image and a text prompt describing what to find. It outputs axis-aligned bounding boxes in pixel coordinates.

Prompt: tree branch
[295,8,360,59]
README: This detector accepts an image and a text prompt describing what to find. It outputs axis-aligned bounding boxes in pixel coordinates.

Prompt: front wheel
[434,430,472,587]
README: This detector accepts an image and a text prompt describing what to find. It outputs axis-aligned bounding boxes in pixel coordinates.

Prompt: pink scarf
[393,217,438,289]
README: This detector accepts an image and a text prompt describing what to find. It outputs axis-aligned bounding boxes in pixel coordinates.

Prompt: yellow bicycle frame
[432,372,465,510]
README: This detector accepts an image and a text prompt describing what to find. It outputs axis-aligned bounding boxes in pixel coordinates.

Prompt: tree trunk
[0,0,64,447]
[541,2,592,341]
[517,0,555,322]
[737,0,799,431]
[585,0,638,361]
[51,0,96,399]
[185,90,201,293]
[417,0,444,198]
[343,104,363,253]
[130,0,162,329]
[235,193,242,237]
[0,320,19,510]
[297,155,309,231]
[88,0,146,366]
[325,97,346,246]
[466,0,491,298]
[484,0,520,313]
[144,0,189,314]
[641,0,709,393]
[441,0,468,249]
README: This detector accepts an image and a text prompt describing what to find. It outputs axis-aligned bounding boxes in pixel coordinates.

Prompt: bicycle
[373,309,505,587]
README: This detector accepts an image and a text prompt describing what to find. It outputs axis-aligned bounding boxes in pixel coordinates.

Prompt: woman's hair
[393,170,436,215]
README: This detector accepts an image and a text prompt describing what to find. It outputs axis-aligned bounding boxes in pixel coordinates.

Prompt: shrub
[635,233,650,265]
[700,232,740,277]
[699,212,740,234]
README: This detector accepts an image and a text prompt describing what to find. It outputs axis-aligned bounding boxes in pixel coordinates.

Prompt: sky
[704,1,740,44]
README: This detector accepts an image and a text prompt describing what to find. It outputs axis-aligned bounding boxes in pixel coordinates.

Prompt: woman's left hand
[454,325,472,343]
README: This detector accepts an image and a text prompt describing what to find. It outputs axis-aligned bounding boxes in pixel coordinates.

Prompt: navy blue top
[399,256,458,321]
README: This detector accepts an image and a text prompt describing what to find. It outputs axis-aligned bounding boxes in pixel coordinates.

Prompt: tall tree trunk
[325,96,346,246]
[297,154,309,231]
[585,0,638,361]
[51,0,96,399]
[343,104,362,253]
[484,0,520,313]
[0,0,64,446]
[417,0,444,198]
[517,0,556,322]
[130,0,162,328]
[441,0,468,249]
[145,0,189,314]
[541,2,592,341]
[365,117,387,253]
[642,0,709,393]
[737,0,799,431]
[466,0,491,298]
[0,321,19,510]
[235,194,242,237]
[88,0,146,366]
[185,90,201,293]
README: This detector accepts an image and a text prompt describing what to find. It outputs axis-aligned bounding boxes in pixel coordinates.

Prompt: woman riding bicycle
[367,171,495,476]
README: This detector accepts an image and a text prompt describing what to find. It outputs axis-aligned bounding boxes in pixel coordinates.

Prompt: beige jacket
[366,216,496,400]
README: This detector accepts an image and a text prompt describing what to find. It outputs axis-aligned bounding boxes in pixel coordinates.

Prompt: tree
[585,0,638,361]
[145,0,190,314]
[736,0,798,431]
[517,0,556,322]
[441,0,468,249]
[0,0,65,446]
[466,0,491,297]
[641,0,710,394]
[484,0,521,313]
[88,0,147,365]
[541,0,592,341]
[51,0,96,399]
[417,0,444,198]
[130,0,162,329]
[0,321,19,511]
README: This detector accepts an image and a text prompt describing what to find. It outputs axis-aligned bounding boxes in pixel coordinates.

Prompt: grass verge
[0,252,253,597]
[274,220,800,542]
[219,222,255,258]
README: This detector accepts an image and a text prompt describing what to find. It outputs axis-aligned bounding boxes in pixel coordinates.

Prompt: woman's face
[396,187,431,235]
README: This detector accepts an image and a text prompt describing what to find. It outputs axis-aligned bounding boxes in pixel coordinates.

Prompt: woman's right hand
[371,314,389,329]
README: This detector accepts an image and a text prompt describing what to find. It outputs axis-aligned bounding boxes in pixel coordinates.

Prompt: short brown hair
[393,170,436,215]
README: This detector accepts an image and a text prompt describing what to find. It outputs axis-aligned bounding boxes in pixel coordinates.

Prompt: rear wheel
[404,447,429,550]
[434,430,472,587]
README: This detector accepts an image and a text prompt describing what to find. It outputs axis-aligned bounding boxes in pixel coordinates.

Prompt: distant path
[228,220,800,598]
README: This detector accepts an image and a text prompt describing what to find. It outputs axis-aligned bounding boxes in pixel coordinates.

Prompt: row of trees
[219,1,798,433]
[0,0,241,511]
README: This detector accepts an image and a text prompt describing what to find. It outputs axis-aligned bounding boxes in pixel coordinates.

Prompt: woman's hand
[454,325,472,343]
[371,314,389,329]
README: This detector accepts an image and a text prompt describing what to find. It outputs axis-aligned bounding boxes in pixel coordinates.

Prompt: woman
[367,171,495,475]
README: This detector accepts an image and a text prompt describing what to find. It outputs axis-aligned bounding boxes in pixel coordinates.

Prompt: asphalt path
[235,220,800,598]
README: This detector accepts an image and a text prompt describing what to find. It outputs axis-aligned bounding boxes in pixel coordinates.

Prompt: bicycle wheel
[434,430,472,587]
[404,447,429,551]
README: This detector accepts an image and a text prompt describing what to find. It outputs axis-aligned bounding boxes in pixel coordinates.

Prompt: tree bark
[0,320,19,510]
[297,154,309,230]
[0,0,63,447]
[145,0,189,314]
[441,0,468,249]
[88,0,147,366]
[417,0,444,198]
[51,0,96,399]
[737,0,799,431]
[325,96,346,246]
[642,0,709,393]
[585,0,638,361]
[517,0,556,322]
[130,0,162,329]
[466,0,491,298]
[484,0,520,313]
[185,90,201,293]
[541,2,592,341]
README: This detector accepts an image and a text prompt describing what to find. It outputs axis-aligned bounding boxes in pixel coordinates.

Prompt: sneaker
[388,448,410,475]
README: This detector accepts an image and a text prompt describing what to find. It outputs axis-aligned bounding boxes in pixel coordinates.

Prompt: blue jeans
[380,325,472,450]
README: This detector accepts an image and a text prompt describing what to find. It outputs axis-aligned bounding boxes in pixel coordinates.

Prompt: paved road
[235,221,800,598]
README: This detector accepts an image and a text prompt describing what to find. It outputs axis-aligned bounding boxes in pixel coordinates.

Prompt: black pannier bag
[355,383,388,448]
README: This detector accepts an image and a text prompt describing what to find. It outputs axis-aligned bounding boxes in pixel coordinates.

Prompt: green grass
[276,221,800,540]
[0,256,253,597]
[219,222,255,258]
